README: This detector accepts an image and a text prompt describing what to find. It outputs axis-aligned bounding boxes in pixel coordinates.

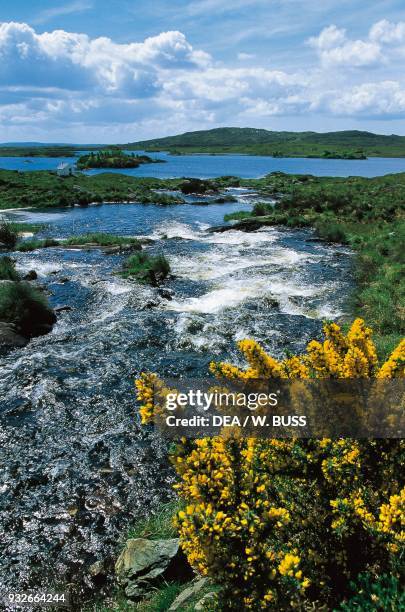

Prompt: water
[0,190,353,598]
[1,151,404,178]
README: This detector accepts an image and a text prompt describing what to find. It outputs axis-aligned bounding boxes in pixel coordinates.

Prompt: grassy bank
[0,170,185,209]
[14,233,142,252]
[225,172,405,359]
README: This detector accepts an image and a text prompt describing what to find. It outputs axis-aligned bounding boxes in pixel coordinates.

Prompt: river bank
[0,187,353,603]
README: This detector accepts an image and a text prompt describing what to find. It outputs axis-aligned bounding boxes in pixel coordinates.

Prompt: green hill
[127,127,405,158]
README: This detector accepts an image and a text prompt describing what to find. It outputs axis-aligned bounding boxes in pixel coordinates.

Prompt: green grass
[63,233,142,248]
[0,169,185,210]
[0,221,18,248]
[0,256,20,280]
[0,281,55,337]
[121,252,170,285]
[125,500,181,541]
[15,238,59,252]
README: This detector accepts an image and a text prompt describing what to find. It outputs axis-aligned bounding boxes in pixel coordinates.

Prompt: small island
[76,149,164,170]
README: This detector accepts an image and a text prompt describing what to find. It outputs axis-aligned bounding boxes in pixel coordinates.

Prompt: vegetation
[0,277,55,337]
[15,238,60,252]
[0,169,185,210]
[124,501,181,542]
[137,320,405,611]
[127,127,405,158]
[0,220,18,248]
[0,146,76,157]
[0,256,20,280]
[121,252,170,285]
[338,573,405,611]
[77,150,162,170]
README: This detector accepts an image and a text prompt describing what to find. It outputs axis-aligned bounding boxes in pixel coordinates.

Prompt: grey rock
[0,322,28,348]
[55,305,73,313]
[169,577,208,611]
[23,270,38,281]
[115,538,182,600]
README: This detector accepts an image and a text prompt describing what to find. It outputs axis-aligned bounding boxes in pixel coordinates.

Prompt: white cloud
[0,19,404,141]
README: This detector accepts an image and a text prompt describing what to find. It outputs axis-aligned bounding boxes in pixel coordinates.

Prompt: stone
[55,305,73,313]
[0,322,28,349]
[116,538,189,600]
[23,270,38,281]
[169,577,208,611]
[194,592,216,610]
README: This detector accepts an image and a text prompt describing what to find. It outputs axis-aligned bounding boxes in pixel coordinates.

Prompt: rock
[57,277,70,284]
[89,559,106,577]
[55,305,73,313]
[169,577,208,611]
[0,322,28,349]
[195,592,217,610]
[23,270,38,281]
[158,288,174,301]
[116,538,190,600]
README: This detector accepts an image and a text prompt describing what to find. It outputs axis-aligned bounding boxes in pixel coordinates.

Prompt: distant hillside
[127,128,405,158]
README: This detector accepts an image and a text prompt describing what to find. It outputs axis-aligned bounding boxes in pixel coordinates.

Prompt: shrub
[315,221,348,243]
[338,573,405,611]
[0,281,56,337]
[136,320,405,610]
[0,256,19,280]
[0,221,18,248]
[122,252,170,285]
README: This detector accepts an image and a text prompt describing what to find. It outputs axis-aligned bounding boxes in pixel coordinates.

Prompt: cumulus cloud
[0,19,404,141]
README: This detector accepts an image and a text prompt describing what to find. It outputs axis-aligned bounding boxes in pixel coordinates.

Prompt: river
[0,171,355,599]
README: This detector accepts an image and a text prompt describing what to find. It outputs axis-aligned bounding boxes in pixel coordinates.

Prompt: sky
[1,0,405,142]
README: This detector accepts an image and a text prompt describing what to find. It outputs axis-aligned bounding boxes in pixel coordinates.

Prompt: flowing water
[0,190,353,597]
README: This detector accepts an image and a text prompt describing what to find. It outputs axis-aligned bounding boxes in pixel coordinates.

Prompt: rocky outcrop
[115,538,191,600]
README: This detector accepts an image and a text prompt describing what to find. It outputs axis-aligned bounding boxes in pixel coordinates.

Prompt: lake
[1,150,404,178]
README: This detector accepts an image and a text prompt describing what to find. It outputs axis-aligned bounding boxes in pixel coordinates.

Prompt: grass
[0,256,20,280]
[14,233,142,252]
[15,238,59,252]
[125,500,181,542]
[63,233,142,248]
[0,169,185,210]
[0,281,55,337]
[121,252,170,285]
[0,221,18,248]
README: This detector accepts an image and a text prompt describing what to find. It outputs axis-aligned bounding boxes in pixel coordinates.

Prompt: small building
[56,162,75,177]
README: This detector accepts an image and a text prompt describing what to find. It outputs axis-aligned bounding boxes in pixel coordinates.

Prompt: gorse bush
[338,573,405,611]
[136,320,405,610]
[0,256,19,281]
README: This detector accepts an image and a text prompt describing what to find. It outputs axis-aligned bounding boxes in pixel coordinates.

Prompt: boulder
[23,270,38,281]
[0,322,28,349]
[169,577,208,611]
[55,305,73,313]
[115,538,190,600]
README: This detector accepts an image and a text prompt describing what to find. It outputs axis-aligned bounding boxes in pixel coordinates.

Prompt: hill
[126,127,405,158]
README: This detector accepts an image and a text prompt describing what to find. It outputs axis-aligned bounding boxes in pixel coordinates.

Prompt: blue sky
[1,0,405,142]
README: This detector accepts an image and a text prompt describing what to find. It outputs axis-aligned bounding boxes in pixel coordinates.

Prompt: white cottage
[56,162,75,177]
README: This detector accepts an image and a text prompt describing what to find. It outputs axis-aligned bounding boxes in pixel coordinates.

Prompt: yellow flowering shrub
[136,319,404,610]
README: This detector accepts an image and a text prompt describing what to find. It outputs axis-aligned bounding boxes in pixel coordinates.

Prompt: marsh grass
[121,252,170,284]
[0,256,19,280]
[0,281,54,336]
